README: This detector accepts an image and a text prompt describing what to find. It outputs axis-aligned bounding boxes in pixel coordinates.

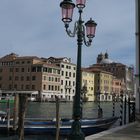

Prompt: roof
[16,56,40,60]
[33,61,60,69]
[100,58,114,64]
[85,67,113,75]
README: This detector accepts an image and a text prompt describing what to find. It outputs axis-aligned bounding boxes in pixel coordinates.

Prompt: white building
[47,57,76,101]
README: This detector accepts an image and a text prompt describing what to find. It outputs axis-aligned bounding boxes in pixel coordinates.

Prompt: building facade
[47,57,76,101]
[0,53,61,101]
[112,77,126,99]
[86,68,113,101]
[91,52,134,95]
[82,69,95,101]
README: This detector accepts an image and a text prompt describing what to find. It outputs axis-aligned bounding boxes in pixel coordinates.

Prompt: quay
[86,121,140,140]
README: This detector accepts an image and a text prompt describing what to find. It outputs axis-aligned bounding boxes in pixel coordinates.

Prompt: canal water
[0,102,120,140]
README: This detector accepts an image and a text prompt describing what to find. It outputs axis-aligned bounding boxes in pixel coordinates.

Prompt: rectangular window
[49,77,51,81]
[21,76,24,81]
[27,68,30,72]
[69,81,71,86]
[73,81,75,86]
[48,85,51,90]
[55,86,57,91]
[43,85,46,90]
[27,61,31,64]
[9,85,12,90]
[15,76,19,81]
[51,85,54,90]
[14,84,17,89]
[58,78,60,82]
[15,68,19,72]
[9,76,12,81]
[61,65,64,68]
[32,85,35,90]
[26,85,30,90]
[9,68,13,72]
[27,76,30,81]
[32,67,36,72]
[53,69,56,74]
[44,76,46,80]
[32,76,36,81]
[16,61,20,64]
[58,70,60,74]
[66,80,67,86]
[21,85,24,90]
[58,86,60,91]
[66,72,68,77]
[43,67,48,72]
[48,68,52,73]
[62,71,64,76]
[37,66,42,72]
[61,80,63,85]
[0,68,3,72]
[55,77,57,82]
[21,68,24,72]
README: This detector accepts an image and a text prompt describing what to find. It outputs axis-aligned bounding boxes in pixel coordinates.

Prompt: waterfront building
[47,57,76,101]
[0,53,61,101]
[86,68,113,101]
[82,69,95,101]
[89,52,134,95]
[112,77,126,99]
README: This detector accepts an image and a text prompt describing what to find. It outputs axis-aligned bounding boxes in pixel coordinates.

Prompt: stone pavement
[86,122,140,140]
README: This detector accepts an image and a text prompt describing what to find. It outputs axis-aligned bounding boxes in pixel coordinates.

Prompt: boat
[0,116,118,136]
[24,116,118,136]
[0,111,7,120]
[0,96,14,104]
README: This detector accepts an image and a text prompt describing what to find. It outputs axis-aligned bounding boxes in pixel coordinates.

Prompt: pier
[86,121,140,140]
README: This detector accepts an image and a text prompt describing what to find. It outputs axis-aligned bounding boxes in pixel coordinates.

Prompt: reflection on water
[0,135,67,140]
[0,102,120,140]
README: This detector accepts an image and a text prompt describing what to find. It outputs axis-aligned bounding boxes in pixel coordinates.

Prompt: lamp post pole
[60,0,97,139]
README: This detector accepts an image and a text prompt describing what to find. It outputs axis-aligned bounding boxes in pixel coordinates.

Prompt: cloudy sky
[0,0,135,67]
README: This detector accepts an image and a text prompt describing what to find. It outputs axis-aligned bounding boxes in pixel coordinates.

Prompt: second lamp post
[60,0,97,139]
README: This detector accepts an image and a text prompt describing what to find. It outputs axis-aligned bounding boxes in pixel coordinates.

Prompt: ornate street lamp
[60,0,97,139]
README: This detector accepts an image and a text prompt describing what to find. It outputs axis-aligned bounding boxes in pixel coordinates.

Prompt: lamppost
[60,0,97,139]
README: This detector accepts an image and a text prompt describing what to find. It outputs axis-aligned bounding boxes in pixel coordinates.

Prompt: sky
[0,0,135,67]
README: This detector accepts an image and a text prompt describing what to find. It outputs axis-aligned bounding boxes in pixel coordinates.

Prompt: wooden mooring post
[6,98,10,135]
[123,95,127,125]
[112,93,115,117]
[120,94,123,126]
[13,94,19,131]
[55,96,60,140]
[18,94,28,140]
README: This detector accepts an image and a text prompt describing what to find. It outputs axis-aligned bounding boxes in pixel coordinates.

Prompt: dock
[86,121,140,140]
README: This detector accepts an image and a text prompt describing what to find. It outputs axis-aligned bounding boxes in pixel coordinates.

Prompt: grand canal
[0,101,121,140]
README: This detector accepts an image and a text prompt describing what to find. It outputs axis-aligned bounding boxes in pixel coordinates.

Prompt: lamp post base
[68,120,85,140]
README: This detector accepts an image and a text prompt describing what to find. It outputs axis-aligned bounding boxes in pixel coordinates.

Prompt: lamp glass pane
[76,0,86,8]
[86,26,96,38]
[61,4,74,22]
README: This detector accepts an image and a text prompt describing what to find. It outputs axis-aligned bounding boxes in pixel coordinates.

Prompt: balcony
[65,85,72,89]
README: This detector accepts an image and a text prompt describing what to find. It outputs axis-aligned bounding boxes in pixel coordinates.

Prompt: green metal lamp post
[60,0,97,139]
